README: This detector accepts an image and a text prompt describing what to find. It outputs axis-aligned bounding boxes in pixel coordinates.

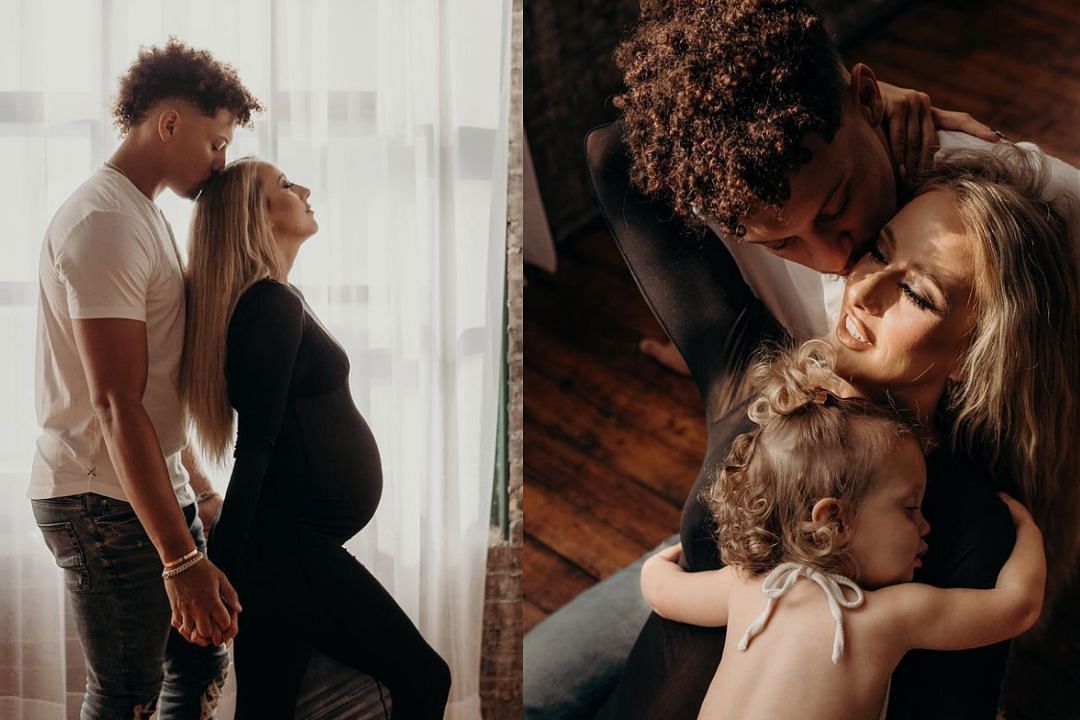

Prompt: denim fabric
[32,493,230,720]
[523,535,676,720]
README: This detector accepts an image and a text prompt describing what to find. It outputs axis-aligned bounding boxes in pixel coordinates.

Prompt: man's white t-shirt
[713,132,1080,341]
[30,165,194,506]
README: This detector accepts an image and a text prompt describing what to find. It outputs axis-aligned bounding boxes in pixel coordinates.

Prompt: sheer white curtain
[0,1,510,719]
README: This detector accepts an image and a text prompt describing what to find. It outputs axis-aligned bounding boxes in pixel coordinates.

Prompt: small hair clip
[812,388,828,405]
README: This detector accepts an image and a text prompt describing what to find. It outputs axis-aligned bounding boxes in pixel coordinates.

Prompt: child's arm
[640,543,736,626]
[886,492,1046,652]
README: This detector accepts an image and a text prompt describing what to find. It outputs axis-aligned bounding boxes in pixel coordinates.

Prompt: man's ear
[157,109,179,143]
[850,63,885,128]
[811,497,851,543]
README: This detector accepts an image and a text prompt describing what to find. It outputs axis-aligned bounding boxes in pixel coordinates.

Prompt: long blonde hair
[181,157,285,463]
[923,147,1080,604]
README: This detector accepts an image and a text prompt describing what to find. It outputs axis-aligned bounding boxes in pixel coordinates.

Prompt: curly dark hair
[111,36,263,135]
[613,0,846,233]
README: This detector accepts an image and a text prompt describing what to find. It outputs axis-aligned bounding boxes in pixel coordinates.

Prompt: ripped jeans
[32,493,231,720]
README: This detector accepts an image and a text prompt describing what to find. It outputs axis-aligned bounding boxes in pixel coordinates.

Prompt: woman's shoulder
[230,278,305,329]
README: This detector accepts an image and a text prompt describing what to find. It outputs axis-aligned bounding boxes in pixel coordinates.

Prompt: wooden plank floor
[524,226,705,629]
[525,0,1079,714]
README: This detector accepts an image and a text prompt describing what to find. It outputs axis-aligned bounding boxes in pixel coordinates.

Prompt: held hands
[164,556,242,647]
[878,81,1002,188]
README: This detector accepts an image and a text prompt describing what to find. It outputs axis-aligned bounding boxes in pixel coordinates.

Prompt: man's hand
[165,557,242,646]
[878,81,1001,187]
[197,493,224,540]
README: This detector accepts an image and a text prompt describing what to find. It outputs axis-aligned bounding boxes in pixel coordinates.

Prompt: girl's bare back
[698,572,902,720]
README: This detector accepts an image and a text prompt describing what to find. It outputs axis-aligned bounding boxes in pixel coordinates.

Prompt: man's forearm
[97,400,195,562]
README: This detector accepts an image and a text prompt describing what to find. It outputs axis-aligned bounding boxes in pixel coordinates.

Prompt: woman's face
[847,437,930,588]
[258,162,318,241]
[832,190,976,413]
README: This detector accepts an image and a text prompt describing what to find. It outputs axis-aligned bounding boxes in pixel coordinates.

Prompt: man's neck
[107,134,168,202]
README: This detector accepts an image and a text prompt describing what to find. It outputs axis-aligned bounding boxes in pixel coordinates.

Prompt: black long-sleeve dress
[209,278,450,720]
[586,122,1014,720]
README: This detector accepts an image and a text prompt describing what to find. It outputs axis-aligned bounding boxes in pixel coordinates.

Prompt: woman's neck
[839,378,945,427]
[274,238,302,282]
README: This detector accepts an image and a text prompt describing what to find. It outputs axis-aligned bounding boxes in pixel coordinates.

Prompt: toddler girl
[640,341,1046,720]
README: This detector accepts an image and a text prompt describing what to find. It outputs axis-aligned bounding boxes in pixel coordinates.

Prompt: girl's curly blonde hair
[706,340,923,578]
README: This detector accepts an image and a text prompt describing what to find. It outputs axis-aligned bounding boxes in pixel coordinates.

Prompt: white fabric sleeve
[54,211,154,322]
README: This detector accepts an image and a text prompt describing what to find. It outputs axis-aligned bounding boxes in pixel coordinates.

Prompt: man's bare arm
[72,317,239,645]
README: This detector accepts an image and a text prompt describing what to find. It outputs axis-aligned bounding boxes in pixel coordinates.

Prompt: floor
[524,0,1080,717]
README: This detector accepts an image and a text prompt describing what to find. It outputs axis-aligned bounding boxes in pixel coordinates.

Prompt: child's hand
[641,543,735,627]
[997,492,1038,530]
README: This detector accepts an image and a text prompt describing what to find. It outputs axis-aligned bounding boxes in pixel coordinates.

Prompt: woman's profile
[182,157,451,718]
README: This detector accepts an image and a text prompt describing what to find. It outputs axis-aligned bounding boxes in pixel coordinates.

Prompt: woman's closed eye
[867,243,937,312]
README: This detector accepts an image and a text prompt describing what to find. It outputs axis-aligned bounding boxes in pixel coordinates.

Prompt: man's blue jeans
[31,493,230,719]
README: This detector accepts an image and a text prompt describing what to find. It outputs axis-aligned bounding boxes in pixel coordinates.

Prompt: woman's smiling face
[832,189,976,414]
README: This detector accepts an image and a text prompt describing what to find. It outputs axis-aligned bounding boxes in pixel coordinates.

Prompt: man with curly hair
[32,37,262,718]
[617,0,1077,369]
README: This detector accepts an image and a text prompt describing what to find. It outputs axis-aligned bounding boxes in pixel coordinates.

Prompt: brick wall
[480,0,523,716]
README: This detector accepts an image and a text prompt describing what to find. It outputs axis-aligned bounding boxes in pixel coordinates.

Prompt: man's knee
[83,682,161,720]
[198,661,230,720]
[160,641,231,719]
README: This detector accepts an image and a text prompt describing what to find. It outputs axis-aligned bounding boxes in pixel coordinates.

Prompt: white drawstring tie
[738,562,864,664]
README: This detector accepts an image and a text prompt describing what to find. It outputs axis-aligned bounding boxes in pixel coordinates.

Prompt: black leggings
[231,510,451,720]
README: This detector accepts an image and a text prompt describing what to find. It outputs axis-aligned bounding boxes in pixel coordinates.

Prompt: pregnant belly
[294,388,384,540]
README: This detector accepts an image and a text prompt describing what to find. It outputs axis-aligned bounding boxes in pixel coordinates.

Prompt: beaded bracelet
[164,547,200,570]
[162,551,205,580]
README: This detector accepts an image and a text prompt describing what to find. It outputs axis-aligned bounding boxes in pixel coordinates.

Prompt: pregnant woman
[589,146,1080,719]
[181,157,451,718]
